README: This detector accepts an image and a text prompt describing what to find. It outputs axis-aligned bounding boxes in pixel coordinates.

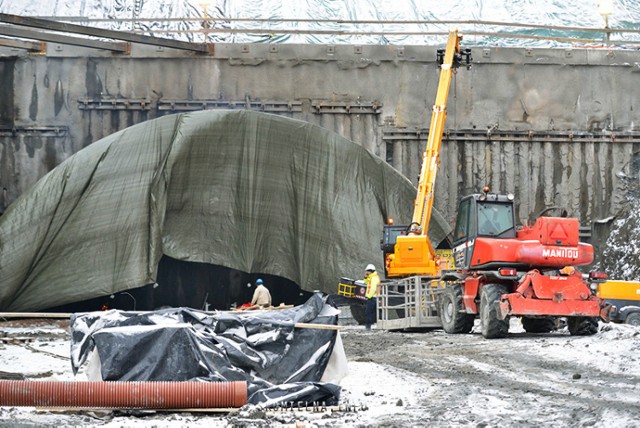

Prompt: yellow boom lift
[382,30,470,278]
[376,30,608,336]
[342,31,609,336]
[337,30,470,325]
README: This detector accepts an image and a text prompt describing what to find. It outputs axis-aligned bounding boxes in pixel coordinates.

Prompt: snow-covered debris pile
[600,194,640,281]
[70,293,345,406]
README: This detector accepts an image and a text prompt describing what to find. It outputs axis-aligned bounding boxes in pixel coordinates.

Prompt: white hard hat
[365,264,376,272]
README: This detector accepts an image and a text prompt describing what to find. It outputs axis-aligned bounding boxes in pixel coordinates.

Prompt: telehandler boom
[383,30,469,278]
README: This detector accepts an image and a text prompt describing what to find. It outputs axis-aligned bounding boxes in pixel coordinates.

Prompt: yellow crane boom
[385,30,469,277]
[411,31,461,235]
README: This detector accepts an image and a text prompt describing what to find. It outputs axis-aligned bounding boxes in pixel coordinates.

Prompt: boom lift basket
[377,277,445,330]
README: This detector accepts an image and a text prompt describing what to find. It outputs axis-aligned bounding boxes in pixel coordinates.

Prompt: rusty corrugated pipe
[0,380,247,409]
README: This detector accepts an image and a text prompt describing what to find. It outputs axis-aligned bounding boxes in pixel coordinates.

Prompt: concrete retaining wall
[1,42,639,225]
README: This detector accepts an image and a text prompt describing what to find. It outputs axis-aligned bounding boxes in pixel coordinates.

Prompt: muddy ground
[340,322,640,427]
[0,318,639,427]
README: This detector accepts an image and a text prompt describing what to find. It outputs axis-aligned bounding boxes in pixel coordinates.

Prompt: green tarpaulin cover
[0,110,450,311]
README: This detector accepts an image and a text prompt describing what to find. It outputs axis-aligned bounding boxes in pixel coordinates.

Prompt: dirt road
[1,319,639,427]
[340,320,640,426]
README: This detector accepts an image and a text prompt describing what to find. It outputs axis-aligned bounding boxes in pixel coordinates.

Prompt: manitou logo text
[542,248,579,258]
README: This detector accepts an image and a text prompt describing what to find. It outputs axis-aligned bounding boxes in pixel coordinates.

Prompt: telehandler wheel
[440,285,474,334]
[567,316,598,336]
[480,284,509,339]
[625,312,640,326]
[521,317,556,333]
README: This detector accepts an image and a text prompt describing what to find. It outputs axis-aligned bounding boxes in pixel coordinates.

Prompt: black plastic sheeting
[70,293,342,406]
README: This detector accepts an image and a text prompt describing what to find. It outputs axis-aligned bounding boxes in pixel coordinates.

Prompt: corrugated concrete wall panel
[2,44,640,225]
[433,139,640,224]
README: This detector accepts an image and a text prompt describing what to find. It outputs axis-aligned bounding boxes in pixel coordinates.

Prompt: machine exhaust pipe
[0,380,247,409]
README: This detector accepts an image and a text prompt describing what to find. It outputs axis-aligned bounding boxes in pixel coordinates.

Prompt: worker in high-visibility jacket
[363,264,381,330]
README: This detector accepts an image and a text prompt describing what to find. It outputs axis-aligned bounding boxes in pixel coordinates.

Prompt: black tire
[624,312,640,326]
[567,316,598,336]
[350,302,366,325]
[480,284,509,339]
[521,317,556,333]
[440,285,474,334]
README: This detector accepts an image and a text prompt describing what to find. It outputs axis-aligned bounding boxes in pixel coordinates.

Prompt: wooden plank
[0,312,343,330]
[39,407,240,413]
[269,304,294,310]
[294,322,344,331]
[0,371,26,380]
[230,304,294,312]
[0,312,72,319]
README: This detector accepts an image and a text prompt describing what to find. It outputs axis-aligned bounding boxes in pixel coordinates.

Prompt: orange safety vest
[364,271,381,299]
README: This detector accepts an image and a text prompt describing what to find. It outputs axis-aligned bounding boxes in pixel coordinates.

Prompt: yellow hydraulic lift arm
[385,30,470,277]
[412,30,461,236]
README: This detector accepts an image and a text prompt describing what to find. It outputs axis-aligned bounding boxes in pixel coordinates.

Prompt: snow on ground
[525,323,640,376]
[1,318,640,427]
[340,320,640,427]
[1,341,72,379]
[340,361,433,423]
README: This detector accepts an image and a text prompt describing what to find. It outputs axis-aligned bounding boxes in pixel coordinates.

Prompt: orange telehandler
[376,30,611,338]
